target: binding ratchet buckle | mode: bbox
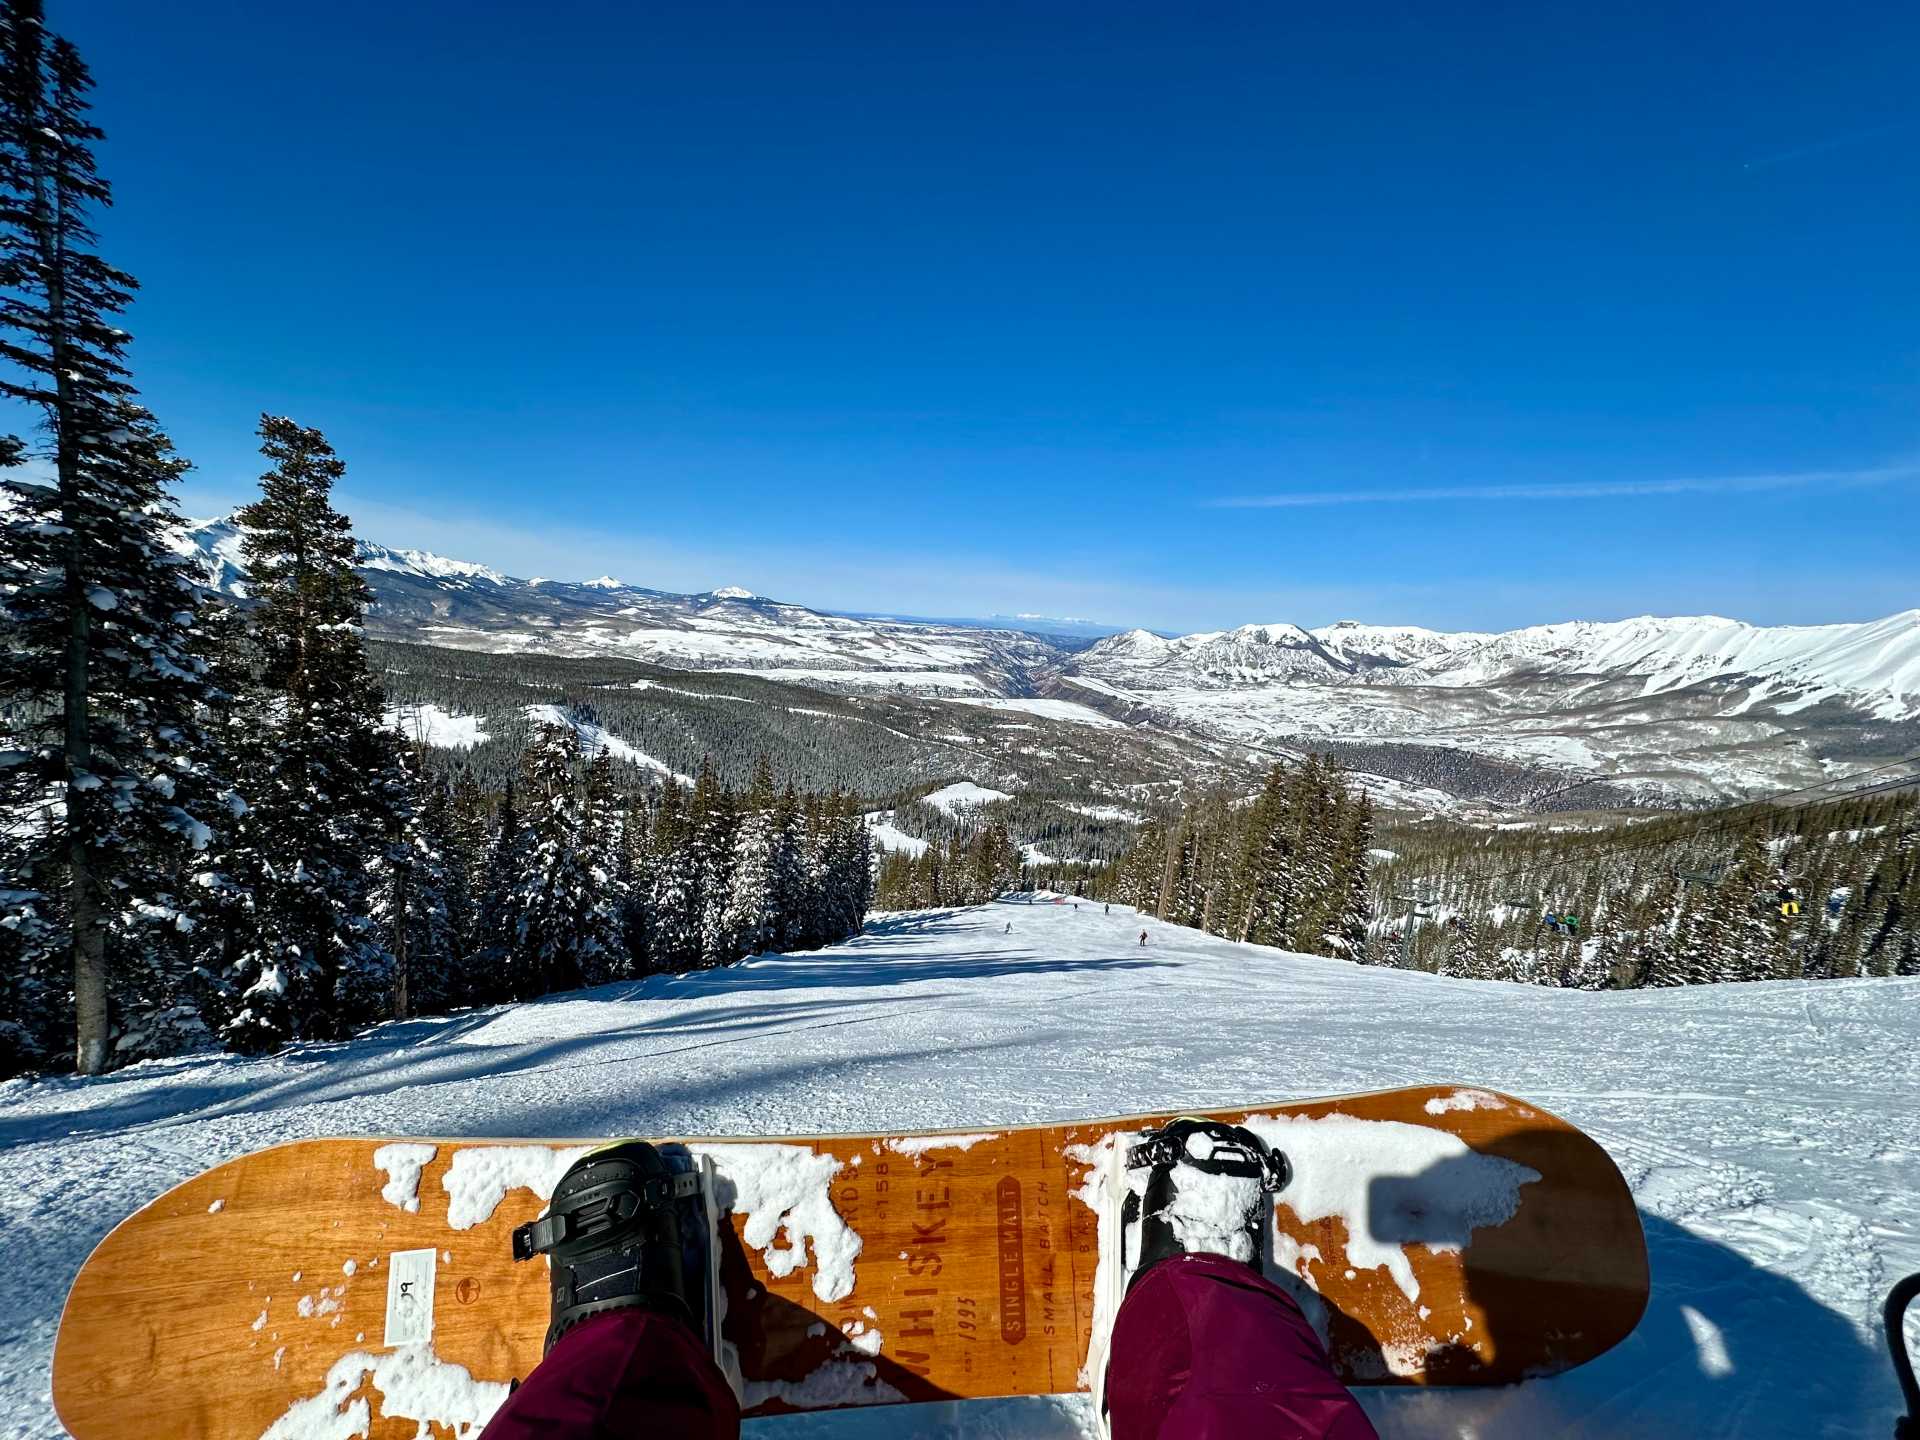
[511,1170,701,1261]
[1126,1119,1292,1194]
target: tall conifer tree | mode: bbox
[219,417,395,1049]
[0,3,226,1071]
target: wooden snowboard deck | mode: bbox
[53,1085,1647,1438]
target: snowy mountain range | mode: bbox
[1071,615,1920,720]
[169,514,1920,803]
[167,516,1059,694]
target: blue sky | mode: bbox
[57,1,1919,633]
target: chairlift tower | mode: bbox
[1394,892,1435,969]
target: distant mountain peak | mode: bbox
[707,585,755,600]
[357,541,506,585]
[582,575,625,589]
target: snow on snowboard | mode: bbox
[53,1084,1647,1438]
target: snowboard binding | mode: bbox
[1889,1271,1919,1439]
[1120,1118,1291,1292]
[511,1141,720,1358]
[1088,1118,1293,1438]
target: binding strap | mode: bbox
[1126,1119,1291,1193]
[511,1170,701,1261]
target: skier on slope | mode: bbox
[1139,929,1149,946]
[479,1125,1377,1439]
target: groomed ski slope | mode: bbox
[3,900,1916,1439]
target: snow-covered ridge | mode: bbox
[159,512,1919,798]
[1074,610,1920,719]
[356,542,507,586]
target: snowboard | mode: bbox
[52,1085,1647,1438]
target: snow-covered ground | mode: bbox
[4,901,1915,1438]
[941,698,1124,729]
[522,704,691,783]
[383,702,490,751]
[920,782,1013,814]
[862,812,930,857]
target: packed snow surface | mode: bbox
[383,703,488,751]
[4,901,1916,1439]
[860,813,929,858]
[944,697,1124,729]
[919,781,1013,814]
[522,704,691,783]
[715,669,987,692]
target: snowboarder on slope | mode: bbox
[1139,929,1149,946]
[478,1128,1377,1439]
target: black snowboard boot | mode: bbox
[510,1142,711,1354]
[1121,1118,1291,1294]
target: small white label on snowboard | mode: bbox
[384,1248,437,1347]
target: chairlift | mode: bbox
[1503,889,1579,936]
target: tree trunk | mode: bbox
[70,828,107,1073]
[391,858,410,1021]
[26,73,106,1072]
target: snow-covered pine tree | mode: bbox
[1112,818,1164,912]
[785,791,824,950]
[431,770,485,965]
[1667,884,1728,987]
[1235,767,1296,946]
[1562,930,1615,990]
[1285,755,1342,956]
[219,417,396,1050]
[766,783,806,950]
[509,721,618,996]
[692,759,739,967]
[646,780,700,972]
[717,799,777,961]
[1720,832,1788,983]
[618,794,656,965]
[0,4,232,1071]
[985,818,1022,901]
[919,842,945,908]
[1442,915,1479,977]
[0,866,59,1074]
[465,780,521,1001]
[1159,818,1201,926]
[1325,779,1374,962]
[376,750,462,1017]
[1892,821,1920,977]
[582,750,632,980]
[833,802,879,936]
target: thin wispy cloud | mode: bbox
[1208,462,1919,510]
[1743,119,1916,172]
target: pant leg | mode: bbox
[480,1308,740,1440]
[1108,1253,1378,1440]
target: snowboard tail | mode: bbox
[53,1085,1648,1437]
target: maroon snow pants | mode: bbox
[480,1254,1376,1439]
[479,1307,740,1440]
[1107,1254,1379,1440]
